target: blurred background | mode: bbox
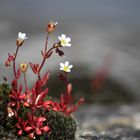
[0,0,140,104]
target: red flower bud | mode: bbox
[47,21,58,33]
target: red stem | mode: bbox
[64,72,68,85]
[39,47,54,72]
[23,72,28,90]
[44,32,49,52]
[13,46,20,78]
[37,33,51,80]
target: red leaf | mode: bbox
[41,72,49,86]
[77,98,84,106]
[16,123,21,129]
[41,50,46,57]
[37,88,48,102]
[30,63,39,74]
[19,94,26,99]
[46,51,53,58]
[18,130,22,135]
[19,84,22,93]
[38,116,46,122]
[67,83,72,95]
[35,80,42,94]
[41,126,50,132]
[43,100,54,107]
[29,133,34,139]
[24,126,33,132]
[24,102,30,107]
[36,128,42,135]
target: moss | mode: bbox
[46,110,77,140]
[0,83,10,108]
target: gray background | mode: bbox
[0,0,140,100]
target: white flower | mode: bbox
[18,32,27,40]
[7,107,14,117]
[58,34,71,47]
[8,112,14,117]
[60,61,73,72]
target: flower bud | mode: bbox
[47,21,58,33]
[16,32,27,47]
[5,60,11,67]
[19,63,28,72]
[53,43,60,48]
[16,38,24,47]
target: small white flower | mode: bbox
[60,61,73,72]
[8,111,14,117]
[18,32,27,40]
[58,34,71,47]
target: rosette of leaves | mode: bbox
[45,110,77,140]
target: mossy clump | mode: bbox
[46,110,77,140]
[0,83,10,109]
[0,83,10,120]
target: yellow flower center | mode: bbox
[20,63,28,72]
[63,66,69,71]
[61,39,66,45]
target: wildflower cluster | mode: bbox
[3,22,84,139]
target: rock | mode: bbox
[75,104,140,140]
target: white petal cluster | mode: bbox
[60,61,73,72]
[58,34,71,47]
[18,32,27,40]
[8,111,14,117]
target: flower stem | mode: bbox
[64,72,68,85]
[39,47,54,71]
[13,46,20,78]
[37,33,51,80]
[45,32,49,52]
[23,72,28,90]
[37,33,56,80]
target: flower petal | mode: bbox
[58,36,61,40]
[66,69,71,72]
[18,32,23,39]
[61,34,66,39]
[18,32,27,40]
[65,37,71,42]
[65,61,69,67]
[68,65,73,69]
[66,43,71,47]
[60,63,64,68]
[61,43,66,47]
[60,67,64,70]
[22,33,26,38]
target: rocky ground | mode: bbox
[75,104,140,140]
